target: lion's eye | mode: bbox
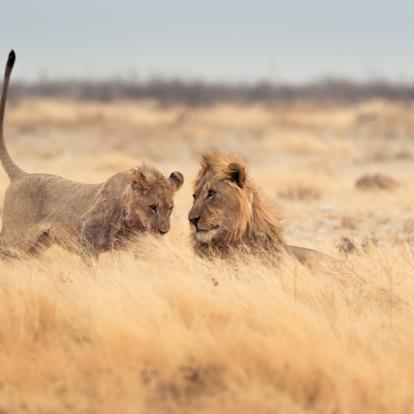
[149,204,157,213]
[192,193,196,199]
[207,189,216,199]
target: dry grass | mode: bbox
[1,98,414,413]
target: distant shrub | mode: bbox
[355,173,399,191]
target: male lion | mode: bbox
[188,150,331,266]
[0,51,184,259]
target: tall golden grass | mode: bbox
[1,99,414,413]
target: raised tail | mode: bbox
[0,50,25,181]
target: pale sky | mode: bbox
[1,0,413,83]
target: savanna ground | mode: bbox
[1,98,414,413]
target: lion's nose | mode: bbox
[189,216,200,228]
[158,229,168,235]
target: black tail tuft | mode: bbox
[7,50,15,69]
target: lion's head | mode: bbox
[81,165,184,253]
[188,151,284,256]
[123,166,184,234]
[122,166,184,235]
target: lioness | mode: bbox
[188,150,332,266]
[0,51,183,259]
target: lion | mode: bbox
[0,50,184,260]
[188,150,333,266]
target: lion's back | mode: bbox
[2,173,101,230]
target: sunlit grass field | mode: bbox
[1,98,414,413]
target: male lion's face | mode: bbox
[188,162,251,244]
[125,169,184,235]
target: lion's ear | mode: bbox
[226,162,246,188]
[130,168,148,192]
[169,171,184,190]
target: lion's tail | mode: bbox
[0,50,25,181]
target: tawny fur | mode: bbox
[0,51,184,259]
[189,150,331,266]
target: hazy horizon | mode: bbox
[2,0,414,83]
